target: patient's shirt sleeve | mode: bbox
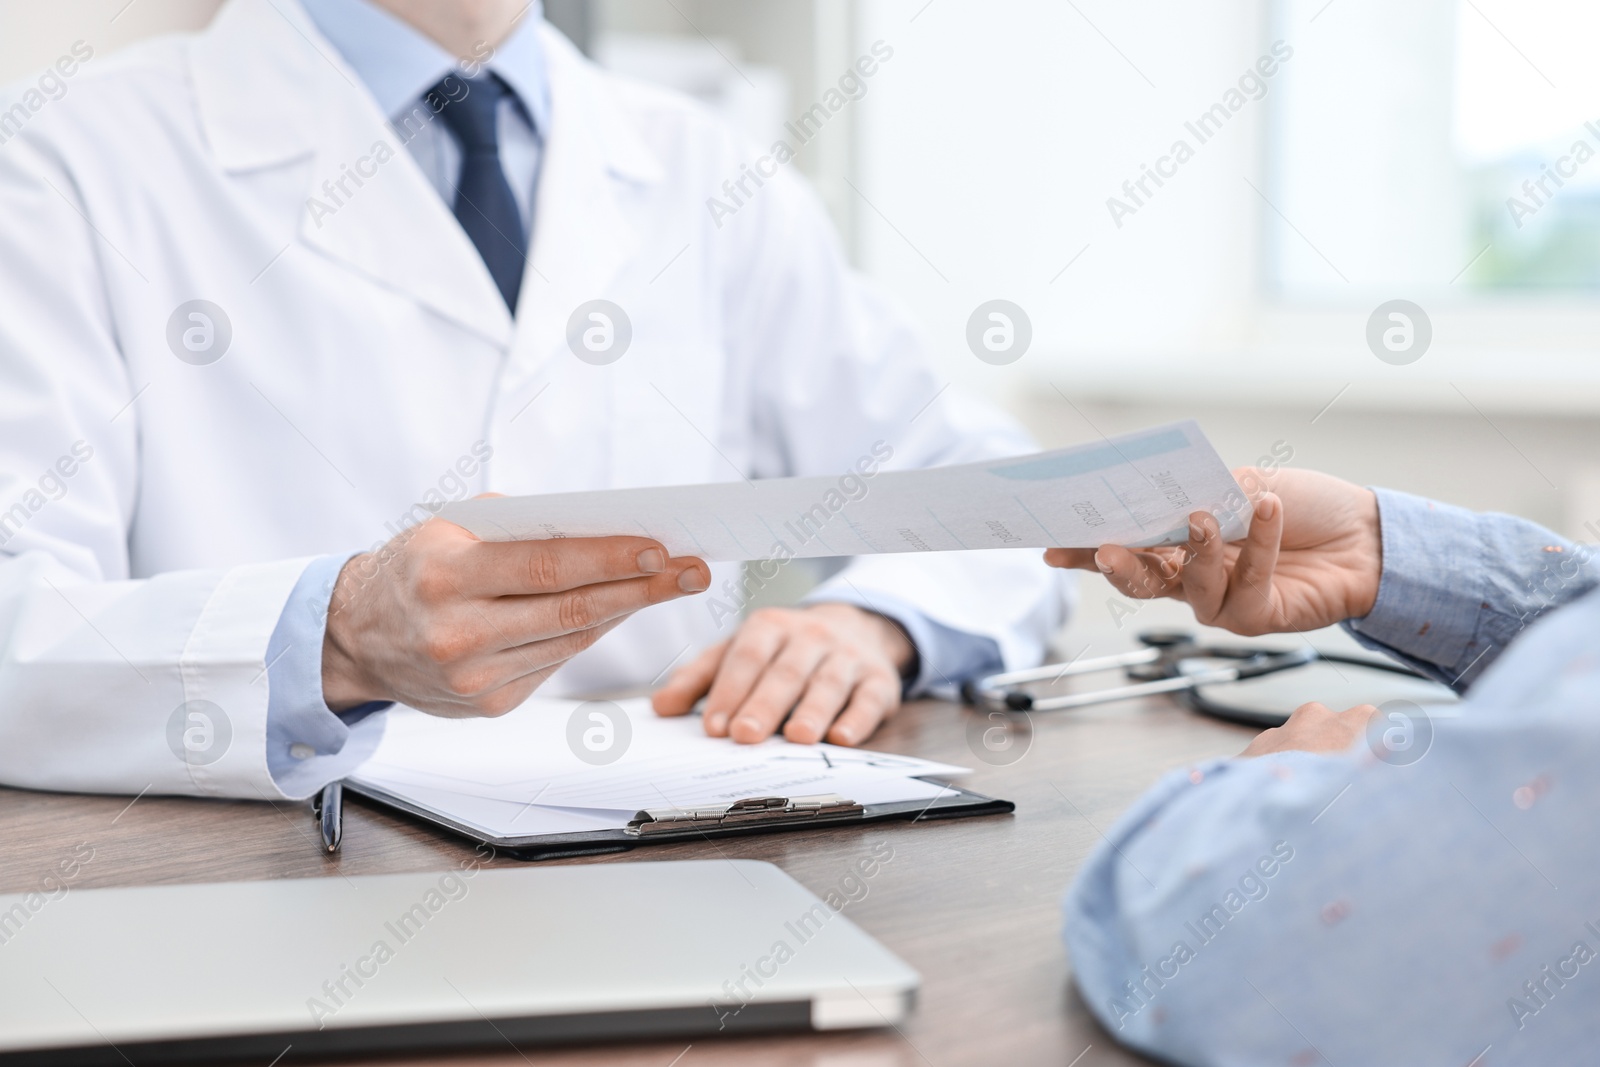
[1341,488,1597,690]
[1064,586,1600,1065]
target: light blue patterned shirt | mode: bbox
[1064,488,1600,1064]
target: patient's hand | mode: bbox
[651,603,914,746]
[1240,700,1380,757]
[1043,467,1382,636]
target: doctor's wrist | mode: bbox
[804,602,916,676]
[321,552,387,711]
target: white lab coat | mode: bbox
[0,0,1070,800]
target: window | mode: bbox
[1267,0,1600,297]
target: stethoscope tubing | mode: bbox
[961,630,1425,727]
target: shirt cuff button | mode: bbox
[288,742,316,761]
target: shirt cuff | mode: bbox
[1343,487,1595,691]
[1342,488,1488,685]
[264,552,390,796]
[801,586,1004,698]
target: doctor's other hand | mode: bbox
[1239,701,1380,758]
[320,520,710,717]
[1043,467,1382,637]
[651,604,915,746]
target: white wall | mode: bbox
[853,0,1600,414]
[0,0,220,81]
[1269,0,1468,298]
[856,0,1268,406]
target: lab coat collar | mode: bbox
[537,26,664,188]
[191,0,511,345]
[189,0,325,171]
[298,0,552,140]
[518,21,665,348]
[189,0,664,350]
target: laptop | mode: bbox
[0,860,918,1065]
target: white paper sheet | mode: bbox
[441,420,1249,560]
[349,699,970,839]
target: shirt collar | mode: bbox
[300,0,551,135]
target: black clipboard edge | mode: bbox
[345,776,1014,861]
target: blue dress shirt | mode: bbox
[302,0,550,230]
[1064,488,1600,1064]
[260,0,1002,790]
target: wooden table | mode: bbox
[0,591,1261,1067]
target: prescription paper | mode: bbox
[441,420,1248,560]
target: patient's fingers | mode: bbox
[1241,700,1378,757]
[1179,511,1228,622]
[1223,493,1284,633]
[1095,544,1185,601]
[1052,545,1183,601]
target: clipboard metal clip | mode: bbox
[626,793,864,837]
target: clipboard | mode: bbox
[345,780,1015,861]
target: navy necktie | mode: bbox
[426,73,527,313]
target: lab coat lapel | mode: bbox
[512,29,664,373]
[191,0,513,349]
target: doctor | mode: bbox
[0,0,1069,800]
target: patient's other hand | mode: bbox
[1044,467,1382,637]
[1239,701,1380,757]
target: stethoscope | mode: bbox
[961,629,1432,728]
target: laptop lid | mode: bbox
[0,860,917,1065]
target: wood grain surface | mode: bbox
[0,595,1261,1067]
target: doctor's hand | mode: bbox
[1043,467,1383,637]
[651,604,915,746]
[1239,700,1380,757]
[320,520,710,717]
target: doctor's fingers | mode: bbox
[782,654,875,744]
[698,611,792,734]
[724,631,835,743]
[424,616,635,717]
[480,566,711,651]
[454,533,701,598]
[651,639,731,717]
[825,672,901,746]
